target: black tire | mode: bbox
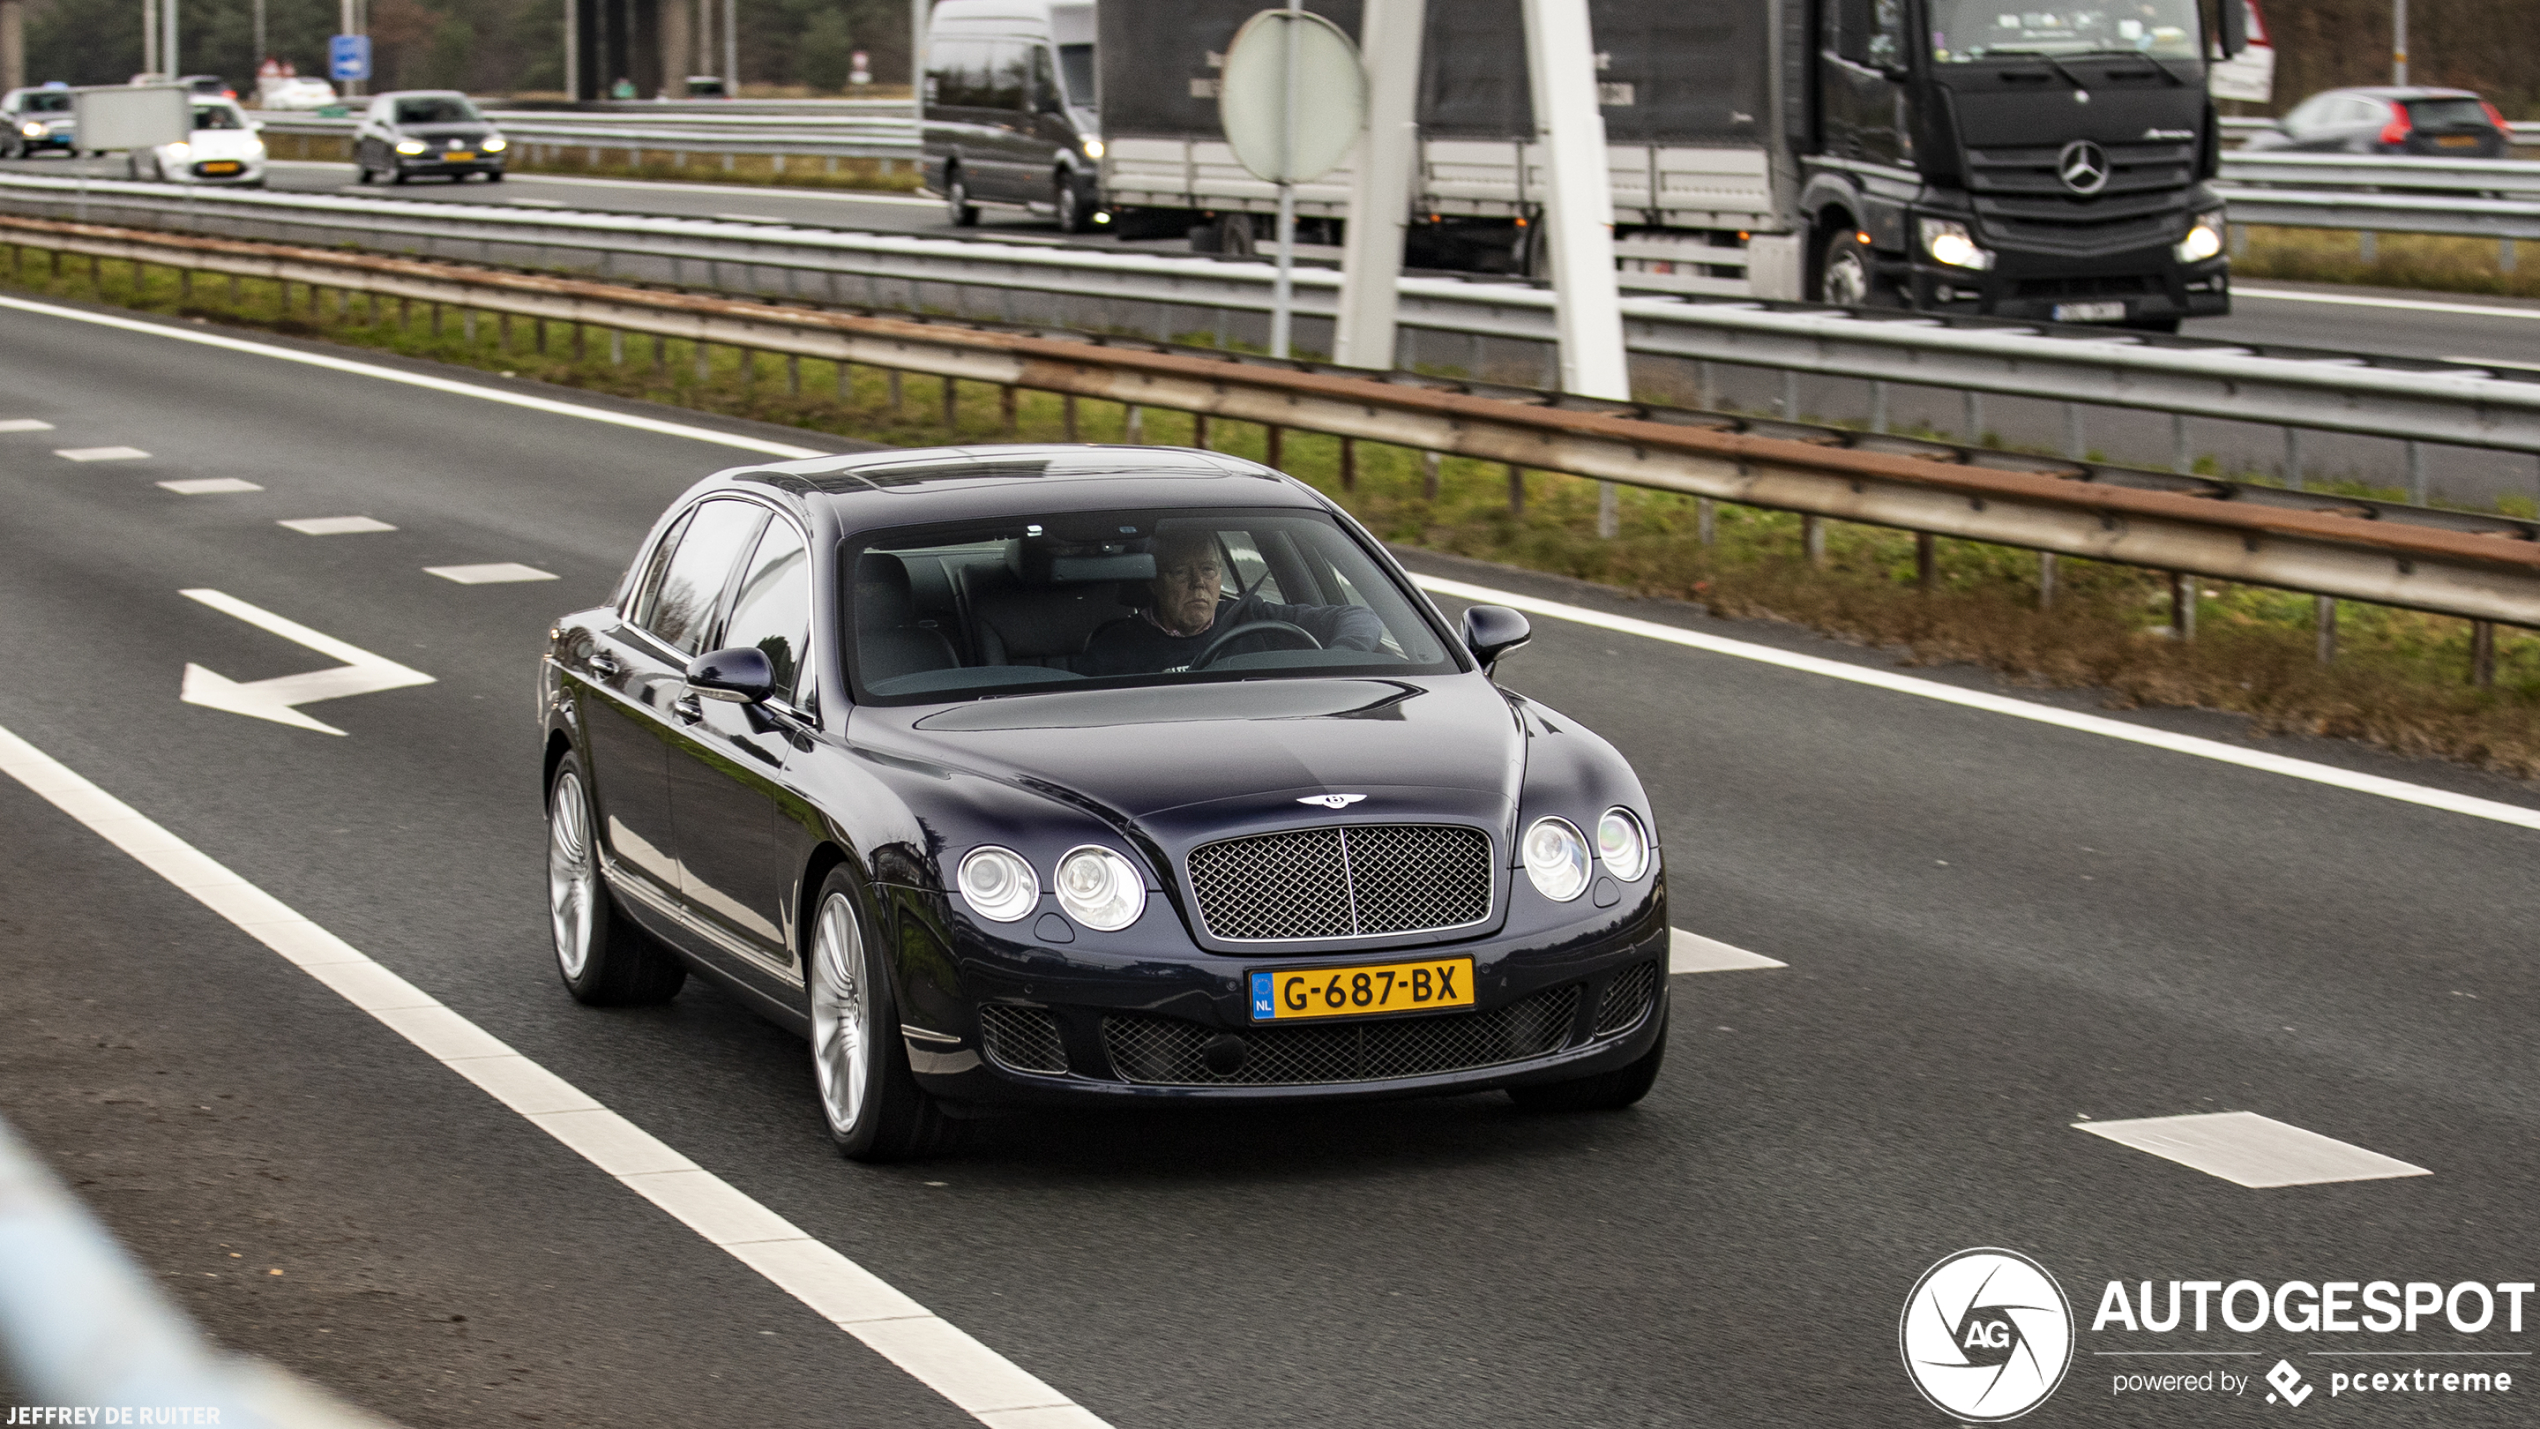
[546,755,687,1006]
[484,168,504,182]
[387,165,407,185]
[1507,1010,1667,1111]
[1811,222,1879,308]
[807,866,960,1162]
[1053,173,1093,233]
[945,167,979,227]
[353,161,373,184]
[2124,316,2183,334]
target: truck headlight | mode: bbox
[395,139,427,155]
[1918,217,1993,271]
[1081,137,1104,159]
[2174,209,2226,263]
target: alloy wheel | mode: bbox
[547,770,596,979]
[1823,248,1871,308]
[810,892,870,1133]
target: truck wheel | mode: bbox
[1813,225,1878,308]
[945,167,979,227]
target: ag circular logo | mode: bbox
[1900,1248,2075,1421]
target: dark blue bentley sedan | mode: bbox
[539,445,1669,1160]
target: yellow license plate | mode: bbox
[1249,957,1475,1022]
[200,161,241,174]
[2436,135,2478,148]
[446,151,476,161]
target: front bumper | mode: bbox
[397,156,504,177]
[173,158,266,184]
[891,883,1672,1106]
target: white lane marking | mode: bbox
[0,295,828,460]
[177,589,435,736]
[1414,575,2540,833]
[159,478,264,494]
[426,562,558,584]
[55,446,151,462]
[713,212,791,224]
[2444,355,2540,373]
[2233,285,2540,322]
[2074,1111,2430,1188]
[505,198,568,208]
[0,719,1111,1429]
[278,516,398,535]
[0,417,55,432]
[1669,929,1786,974]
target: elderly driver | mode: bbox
[1080,526,1386,675]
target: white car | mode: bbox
[256,77,339,111]
[129,99,267,186]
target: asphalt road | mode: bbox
[9,151,2540,370]
[2,291,2536,1428]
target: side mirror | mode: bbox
[2218,0,2247,57]
[1461,605,1532,672]
[687,646,775,704]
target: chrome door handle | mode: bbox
[588,651,623,678]
[671,694,703,723]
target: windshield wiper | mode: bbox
[1989,48,2097,93]
[2063,46,2190,84]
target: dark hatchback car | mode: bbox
[1,87,77,158]
[351,89,507,183]
[2242,87,2515,157]
[539,446,1670,1160]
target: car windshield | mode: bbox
[22,92,69,113]
[193,105,245,130]
[849,507,1463,704]
[393,96,479,125]
[2406,97,2492,128]
[1929,0,2200,61]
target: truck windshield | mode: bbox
[1929,0,2201,61]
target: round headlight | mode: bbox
[1522,817,1592,902]
[956,845,1038,923]
[395,139,427,155]
[1596,808,1650,882]
[1054,845,1145,931]
[483,134,508,152]
[2178,223,2223,262]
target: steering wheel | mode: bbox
[1188,620,1323,669]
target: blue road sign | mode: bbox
[328,34,371,83]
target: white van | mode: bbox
[920,0,1105,231]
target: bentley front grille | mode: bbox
[1185,824,1493,941]
[1102,986,1580,1087]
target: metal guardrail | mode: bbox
[3,171,2534,481]
[0,1111,399,1427]
[2221,115,2540,143]
[6,212,2538,629]
[250,111,919,162]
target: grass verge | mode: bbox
[11,245,2539,778]
[2232,225,2540,301]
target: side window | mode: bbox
[722,518,812,701]
[928,38,978,106]
[987,41,1031,111]
[1867,0,1906,69]
[641,499,770,657]
[625,509,694,625]
[1215,531,1284,603]
[1030,46,1059,112]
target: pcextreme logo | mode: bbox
[1901,1248,2077,1422]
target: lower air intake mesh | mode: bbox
[1592,961,1660,1036]
[1103,986,1580,1087]
[978,1004,1067,1074]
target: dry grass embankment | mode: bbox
[11,248,2540,777]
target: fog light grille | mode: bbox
[978,1005,1067,1074]
[1103,986,1579,1086]
[1592,961,1660,1036]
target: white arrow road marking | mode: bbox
[0,417,56,432]
[178,589,434,737]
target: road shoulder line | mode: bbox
[0,719,1108,1429]
[1415,574,2540,833]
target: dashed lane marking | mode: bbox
[158,478,264,495]
[0,417,55,432]
[0,294,829,460]
[55,446,151,462]
[1413,575,2540,834]
[425,562,557,584]
[2074,1111,2430,1189]
[0,719,1111,1429]
[1669,930,1786,975]
[279,516,398,535]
